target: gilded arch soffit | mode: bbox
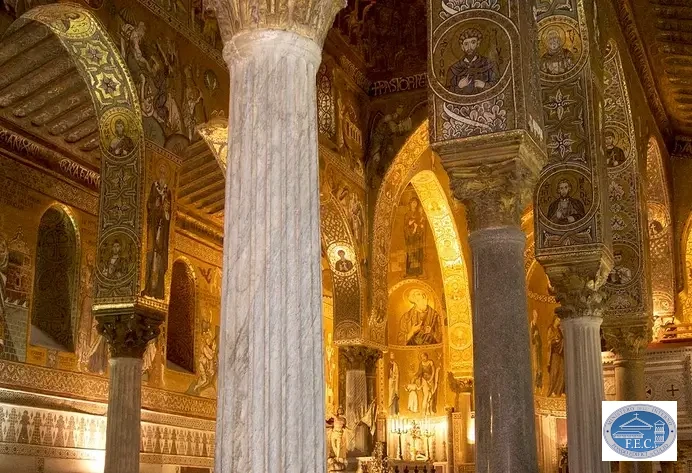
[645,138,675,318]
[409,170,473,377]
[320,194,365,344]
[7,5,148,307]
[603,39,650,323]
[370,121,430,344]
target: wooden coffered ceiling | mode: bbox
[615,0,692,139]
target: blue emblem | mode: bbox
[603,404,677,459]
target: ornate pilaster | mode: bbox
[94,306,164,473]
[210,2,344,472]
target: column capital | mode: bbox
[602,325,650,360]
[341,345,382,371]
[95,303,164,358]
[546,264,610,320]
[435,131,546,231]
[212,0,344,49]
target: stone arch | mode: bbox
[1,5,147,306]
[408,170,473,377]
[370,121,473,375]
[320,194,364,343]
[167,258,196,372]
[370,121,430,344]
[30,204,80,351]
[646,137,675,319]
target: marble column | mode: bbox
[341,347,381,459]
[96,309,163,473]
[603,325,651,473]
[544,268,610,473]
[210,2,343,471]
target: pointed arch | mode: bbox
[370,121,473,376]
[1,5,149,310]
[409,170,473,377]
[646,138,675,318]
[320,194,364,343]
[167,258,196,372]
[30,204,80,351]
[370,122,430,344]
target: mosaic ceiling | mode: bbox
[616,0,692,138]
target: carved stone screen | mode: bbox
[167,260,196,373]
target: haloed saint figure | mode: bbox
[143,164,172,299]
[446,28,498,95]
[404,197,426,277]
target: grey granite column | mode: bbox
[96,309,163,473]
[603,325,651,473]
[468,226,538,473]
[212,1,343,468]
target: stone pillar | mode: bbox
[543,267,610,473]
[439,146,545,473]
[603,325,651,473]
[96,309,163,473]
[467,223,537,473]
[341,346,382,459]
[210,2,343,471]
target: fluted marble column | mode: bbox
[544,269,610,473]
[212,2,343,471]
[560,317,609,473]
[603,325,651,473]
[96,309,163,473]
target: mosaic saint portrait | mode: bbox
[537,171,594,229]
[142,162,172,299]
[99,235,132,282]
[326,244,357,278]
[434,21,510,98]
[538,20,583,79]
[547,178,585,225]
[100,108,140,158]
[404,197,426,277]
[446,28,498,95]
[604,128,629,168]
[607,245,639,287]
[396,287,442,346]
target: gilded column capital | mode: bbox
[547,265,608,320]
[95,304,164,358]
[211,0,345,48]
[341,346,383,371]
[602,325,650,360]
[435,131,546,231]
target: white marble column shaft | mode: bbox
[215,30,325,473]
[104,357,143,473]
[560,317,609,473]
[468,226,538,473]
[615,357,652,473]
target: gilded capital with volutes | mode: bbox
[211,0,345,47]
[95,305,164,358]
